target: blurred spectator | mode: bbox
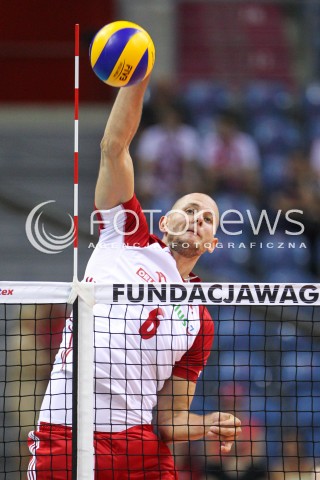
[135,101,203,217]
[172,441,203,480]
[139,78,182,130]
[310,137,320,180]
[269,430,317,480]
[270,148,320,275]
[200,382,267,480]
[201,110,262,199]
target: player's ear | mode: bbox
[159,216,168,233]
[207,237,218,253]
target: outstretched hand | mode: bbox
[206,412,242,453]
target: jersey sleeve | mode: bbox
[96,195,150,247]
[172,306,214,382]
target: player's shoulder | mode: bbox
[96,194,171,251]
[198,304,214,337]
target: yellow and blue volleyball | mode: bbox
[89,20,155,87]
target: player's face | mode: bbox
[160,194,219,258]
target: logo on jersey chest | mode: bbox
[136,267,167,283]
[173,304,196,335]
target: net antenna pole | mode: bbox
[72,23,80,480]
[73,23,79,282]
[72,24,95,480]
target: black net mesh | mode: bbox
[1,292,319,479]
[0,303,69,479]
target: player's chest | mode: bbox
[90,244,181,284]
[93,303,200,354]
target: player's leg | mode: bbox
[27,422,72,479]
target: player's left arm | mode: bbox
[157,375,241,452]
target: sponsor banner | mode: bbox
[103,283,320,306]
[0,282,72,304]
[1,282,319,306]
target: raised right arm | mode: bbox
[95,76,150,210]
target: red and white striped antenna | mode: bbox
[73,23,79,280]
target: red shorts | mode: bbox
[28,422,177,479]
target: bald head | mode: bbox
[159,192,219,260]
[171,193,220,232]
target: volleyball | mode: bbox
[89,20,155,87]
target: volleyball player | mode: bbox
[28,75,241,479]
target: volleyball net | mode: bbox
[0,281,319,479]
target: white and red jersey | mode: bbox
[39,195,214,432]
